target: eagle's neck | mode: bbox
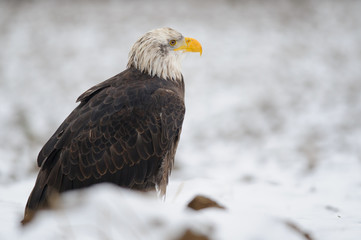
[127,41,184,81]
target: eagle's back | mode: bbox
[22,67,185,223]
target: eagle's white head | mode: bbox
[127,27,202,81]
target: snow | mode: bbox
[1,0,361,239]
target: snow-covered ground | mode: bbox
[1,0,361,239]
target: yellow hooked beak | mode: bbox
[174,37,202,56]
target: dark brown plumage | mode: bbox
[23,66,184,224]
[22,27,202,224]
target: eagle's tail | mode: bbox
[21,158,62,225]
[22,172,51,225]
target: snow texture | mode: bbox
[1,0,361,239]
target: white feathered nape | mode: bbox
[127,27,186,81]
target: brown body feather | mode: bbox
[22,67,185,224]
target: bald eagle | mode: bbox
[22,27,202,224]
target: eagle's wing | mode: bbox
[23,71,185,222]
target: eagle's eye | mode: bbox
[169,40,177,46]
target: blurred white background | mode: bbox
[1,0,360,239]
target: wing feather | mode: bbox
[24,68,185,222]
